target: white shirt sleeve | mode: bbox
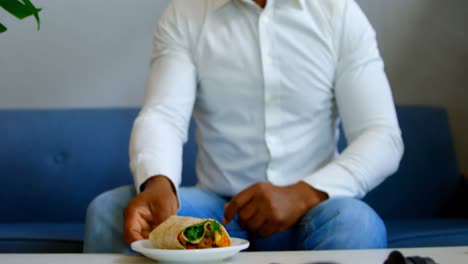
[129,1,196,197]
[303,0,404,198]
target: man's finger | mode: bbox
[224,188,255,224]
[124,209,145,245]
[127,229,145,244]
[238,202,258,224]
[257,220,276,238]
[136,207,154,222]
[245,211,267,233]
[141,229,152,239]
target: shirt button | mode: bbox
[263,16,270,24]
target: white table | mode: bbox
[2,247,468,264]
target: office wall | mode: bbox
[1,0,467,172]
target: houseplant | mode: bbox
[0,0,41,33]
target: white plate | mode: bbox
[131,237,250,263]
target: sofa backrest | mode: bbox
[1,109,132,222]
[359,106,461,218]
[0,108,199,223]
[0,105,460,222]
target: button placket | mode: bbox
[258,6,283,182]
[259,10,273,145]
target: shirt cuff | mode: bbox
[130,153,182,207]
[302,162,365,199]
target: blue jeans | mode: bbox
[83,185,387,253]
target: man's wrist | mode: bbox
[140,175,176,195]
[292,181,329,211]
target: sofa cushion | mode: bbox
[386,219,468,248]
[0,223,84,253]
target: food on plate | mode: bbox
[149,216,232,249]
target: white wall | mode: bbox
[0,0,169,108]
[357,0,468,173]
[1,0,467,172]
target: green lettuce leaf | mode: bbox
[183,222,207,243]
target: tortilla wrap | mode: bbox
[149,216,231,249]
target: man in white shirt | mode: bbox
[84,0,403,252]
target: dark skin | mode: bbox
[123,0,329,245]
[123,176,178,245]
[254,0,267,8]
[223,182,328,237]
[124,177,328,244]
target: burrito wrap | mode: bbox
[149,216,229,249]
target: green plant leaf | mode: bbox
[0,22,7,33]
[0,0,41,31]
[0,0,34,19]
[21,0,41,30]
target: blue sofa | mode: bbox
[1,105,466,253]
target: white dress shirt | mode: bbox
[129,0,404,199]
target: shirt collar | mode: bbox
[213,0,304,11]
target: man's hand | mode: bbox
[223,182,328,238]
[123,176,178,245]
